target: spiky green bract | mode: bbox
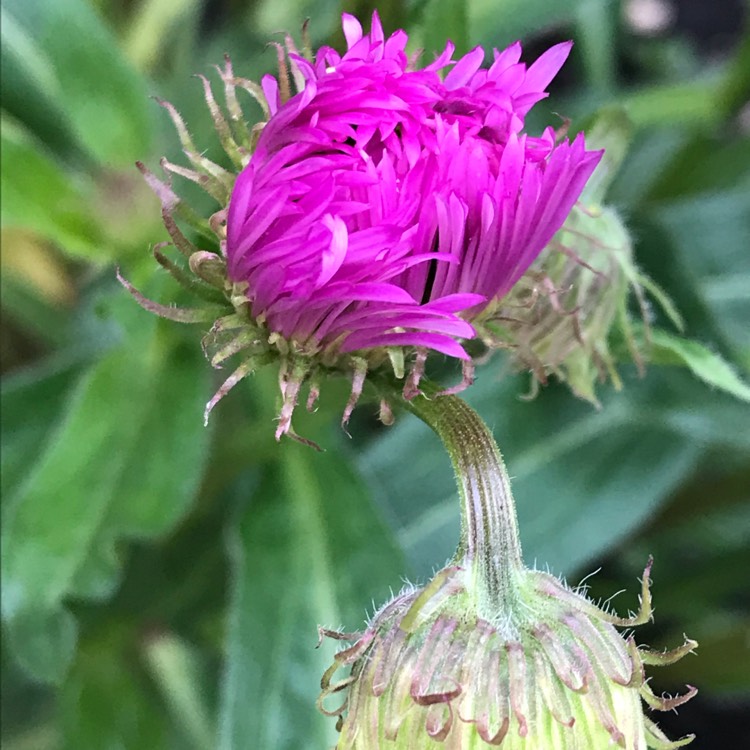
[319,560,697,749]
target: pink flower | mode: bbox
[226,12,602,365]
[124,11,605,440]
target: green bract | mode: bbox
[480,203,639,405]
[320,560,696,749]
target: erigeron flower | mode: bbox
[120,12,601,440]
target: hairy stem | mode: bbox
[397,380,524,610]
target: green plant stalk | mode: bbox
[397,380,524,611]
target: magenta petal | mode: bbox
[490,41,522,76]
[519,41,573,97]
[423,293,486,313]
[288,53,316,84]
[342,13,363,48]
[335,308,476,339]
[355,317,474,339]
[341,331,472,359]
[261,74,280,115]
[444,46,485,89]
[312,282,417,305]
[226,166,255,254]
[369,10,385,47]
[426,41,456,72]
[317,215,349,287]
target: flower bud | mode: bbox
[319,559,696,749]
[482,204,637,405]
[188,251,228,289]
[475,108,677,405]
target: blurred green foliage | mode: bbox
[1,0,749,747]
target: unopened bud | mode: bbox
[320,560,696,749]
[188,251,228,289]
[490,204,636,404]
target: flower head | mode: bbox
[319,560,697,749]
[227,12,602,366]
[122,12,602,438]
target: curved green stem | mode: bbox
[396,380,524,609]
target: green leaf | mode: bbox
[645,136,750,202]
[716,25,750,118]
[417,0,469,57]
[0,6,81,159]
[2,725,59,750]
[1,0,153,166]
[469,0,579,49]
[644,328,750,402]
[143,633,214,750]
[0,121,103,259]
[0,274,73,350]
[1,312,211,683]
[574,0,617,94]
[621,79,725,129]
[59,630,170,750]
[4,609,77,685]
[123,0,202,72]
[650,186,750,361]
[219,429,405,750]
[0,357,81,501]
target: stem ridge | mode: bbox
[401,382,523,611]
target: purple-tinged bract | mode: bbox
[226,12,602,366]
[319,561,698,749]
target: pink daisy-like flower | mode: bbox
[226,12,602,370]
[124,12,604,440]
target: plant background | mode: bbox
[2,0,749,747]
